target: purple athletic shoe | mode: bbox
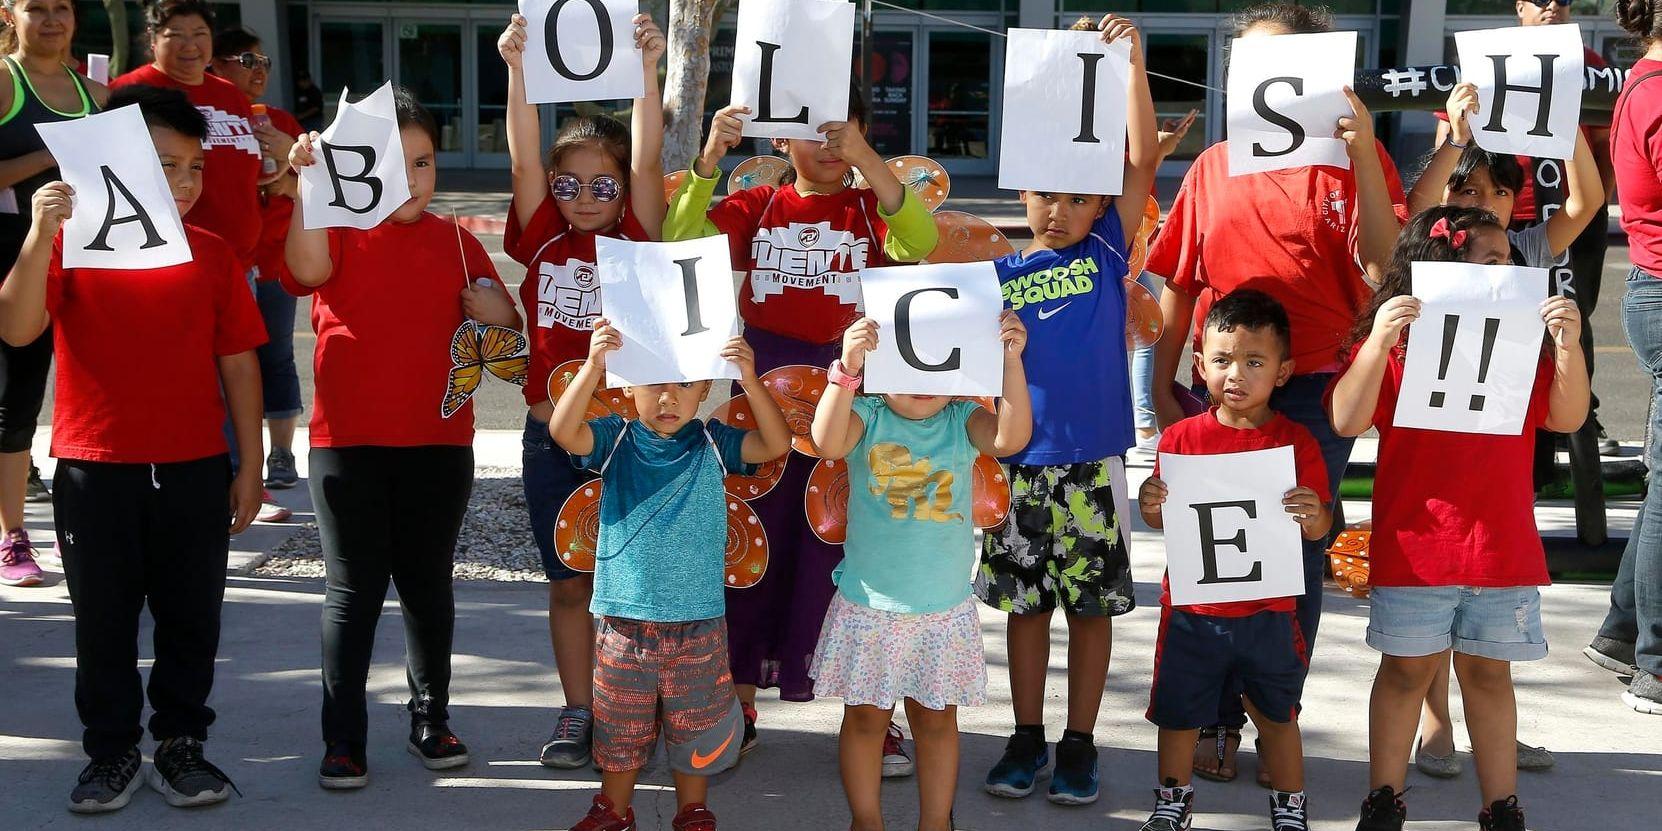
[0,529,44,587]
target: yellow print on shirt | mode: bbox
[869,443,962,523]
[1000,256,1098,311]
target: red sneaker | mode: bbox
[672,802,717,831]
[882,721,914,778]
[570,795,635,831]
[739,702,758,754]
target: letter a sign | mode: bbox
[36,104,191,269]
[299,83,412,230]
[520,0,643,104]
[730,0,854,141]
[998,28,1130,195]
[1225,30,1356,176]
[1455,24,1583,160]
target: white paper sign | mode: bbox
[730,0,854,141]
[860,261,1003,397]
[85,54,110,84]
[1394,261,1548,435]
[1160,446,1306,607]
[1226,30,1356,176]
[519,0,644,104]
[1456,24,1584,160]
[298,84,412,230]
[998,28,1130,195]
[36,105,191,269]
[595,235,742,387]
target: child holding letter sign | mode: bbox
[665,81,937,765]
[1137,290,1330,831]
[974,13,1157,806]
[547,319,790,831]
[808,310,1030,831]
[1329,206,1588,831]
[498,9,666,770]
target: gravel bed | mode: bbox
[254,467,550,582]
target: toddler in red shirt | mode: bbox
[1328,206,1589,831]
[284,87,521,790]
[1137,290,1331,831]
[0,84,265,813]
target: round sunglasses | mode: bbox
[551,174,621,203]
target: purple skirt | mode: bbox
[726,326,842,701]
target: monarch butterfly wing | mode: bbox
[476,324,530,385]
[441,364,484,419]
[449,321,482,366]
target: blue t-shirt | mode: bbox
[576,415,756,622]
[834,397,979,613]
[995,211,1134,464]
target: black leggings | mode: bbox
[311,445,473,746]
[0,328,51,453]
[55,455,231,759]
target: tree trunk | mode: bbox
[661,0,726,173]
[104,0,129,76]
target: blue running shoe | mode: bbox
[1048,734,1100,805]
[984,731,1050,798]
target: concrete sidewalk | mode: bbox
[2,432,1658,830]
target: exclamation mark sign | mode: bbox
[1429,314,1459,408]
[1469,317,1500,412]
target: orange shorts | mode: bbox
[592,616,742,775]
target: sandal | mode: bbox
[1255,738,1272,788]
[1192,726,1241,782]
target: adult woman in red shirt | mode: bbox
[1592,0,1662,716]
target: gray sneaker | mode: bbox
[1584,636,1639,675]
[148,737,238,807]
[68,747,143,814]
[539,705,593,769]
[264,447,298,490]
[1623,671,1662,715]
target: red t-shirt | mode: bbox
[504,195,648,407]
[282,213,498,448]
[710,184,893,344]
[1145,141,1408,376]
[1153,410,1329,617]
[253,107,304,284]
[1336,344,1555,588]
[111,65,262,271]
[1614,58,1662,276]
[47,226,266,463]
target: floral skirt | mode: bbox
[808,593,988,711]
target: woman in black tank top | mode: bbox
[0,0,106,589]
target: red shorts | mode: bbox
[593,616,742,775]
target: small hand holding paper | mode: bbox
[721,335,758,383]
[1446,82,1479,147]
[1096,13,1142,64]
[841,317,880,374]
[1334,86,1375,160]
[30,182,74,238]
[1367,294,1422,352]
[289,131,321,170]
[698,105,751,175]
[1138,475,1168,522]
[998,309,1028,357]
[1282,485,1325,535]
[819,120,877,167]
[1540,294,1582,351]
[634,13,665,66]
[588,317,621,372]
[499,14,528,67]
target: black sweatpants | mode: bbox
[55,455,231,760]
[312,445,473,746]
[0,327,51,454]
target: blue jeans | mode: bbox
[255,279,302,419]
[1131,272,1159,431]
[521,413,597,580]
[1599,269,1662,678]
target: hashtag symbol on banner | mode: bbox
[1380,68,1428,98]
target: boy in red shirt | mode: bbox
[1137,290,1331,831]
[0,84,265,814]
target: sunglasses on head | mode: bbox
[1525,0,1571,8]
[224,52,272,70]
[551,174,621,203]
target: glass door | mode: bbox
[1143,28,1215,172]
[862,28,917,159]
[315,18,388,121]
[475,21,512,168]
[923,29,996,174]
[395,20,467,165]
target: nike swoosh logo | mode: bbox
[1037,302,1071,320]
[690,725,737,769]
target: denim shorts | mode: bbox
[1366,585,1548,662]
[522,413,597,580]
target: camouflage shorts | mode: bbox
[974,459,1135,617]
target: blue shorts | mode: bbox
[1366,585,1547,662]
[1147,607,1307,730]
[522,413,597,581]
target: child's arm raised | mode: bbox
[821,120,938,262]
[724,335,792,463]
[1328,295,1421,437]
[629,14,667,239]
[811,317,875,460]
[1541,295,1591,433]
[1407,83,1478,217]
[284,132,335,287]
[662,104,749,241]
[1337,87,1400,289]
[499,14,547,233]
[219,350,264,534]
[968,311,1033,457]
[548,319,619,456]
[0,181,69,346]
[1541,128,1604,258]
[1100,14,1159,240]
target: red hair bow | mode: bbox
[1428,217,1468,248]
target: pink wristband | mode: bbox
[827,359,862,390]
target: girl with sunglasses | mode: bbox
[496,11,666,773]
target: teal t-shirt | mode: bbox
[835,397,980,613]
[576,415,755,622]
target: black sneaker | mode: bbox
[25,464,49,503]
[1138,783,1194,830]
[1048,732,1099,805]
[148,737,239,807]
[1272,791,1310,831]
[1584,636,1639,675]
[984,729,1050,799]
[1479,795,1527,830]
[1624,671,1662,715]
[264,447,298,489]
[318,741,368,790]
[408,720,469,770]
[67,747,142,814]
[1355,785,1407,831]
[740,702,758,755]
